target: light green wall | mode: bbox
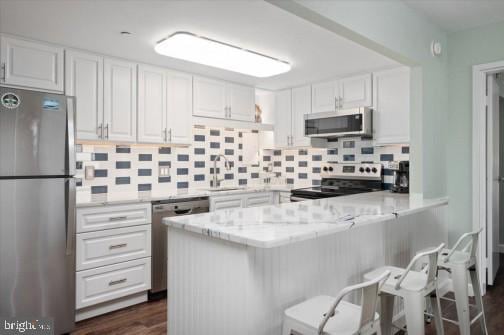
[447,21,504,244]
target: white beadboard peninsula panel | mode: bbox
[167,205,447,335]
[76,225,151,271]
[76,203,151,233]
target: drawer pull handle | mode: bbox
[109,216,127,222]
[109,278,127,286]
[109,243,127,249]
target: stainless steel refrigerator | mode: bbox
[0,87,76,334]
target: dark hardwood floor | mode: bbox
[73,256,504,335]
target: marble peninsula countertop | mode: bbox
[163,191,448,248]
[76,185,294,208]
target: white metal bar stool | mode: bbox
[434,229,488,335]
[364,243,445,335]
[282,271,391,335]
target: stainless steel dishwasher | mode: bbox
[150,196,209,299]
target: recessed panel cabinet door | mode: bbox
[372,67,410,145]
[274,89,292,148]
[291,85,311,147]
[339,73,372,109]
[65,50,104,141]
[167,71,192,144]
[311,81,337,113]
[0,35,64,92]
[104,58,137,142]
[193,76,226,119]
[227,83,255,122]
[137,65,166,144]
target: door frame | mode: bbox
[472,60,504,294]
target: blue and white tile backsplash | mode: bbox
[76,127,409,196]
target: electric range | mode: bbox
[290,163,383,202]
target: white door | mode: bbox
[65,50,104,141]
[339,73,372,108]
[0,35,64,92]
[137,65,166,144]
[291,86,311,147]
[227,83,255,122]
[103,58,137,142]
[193,76,227,119]
[167,70,192,144]
[486,74,500,285]
[274,89,292,148]
[372,67,410,145]
[311,80,337,113]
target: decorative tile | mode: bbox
[116,177,130,185]
[194,161,205,168]
[380,154,394,161]
[177,154,189,161]
[210,142,220,149]
[159,147,171,154]
[312,155,322,161]
[343,155,355,161]
[194,148,205,155]
[194,135,205,142]
[210,129,220,136]
[402,146,410,154]
[225,149,234,155]
[177,168,189,175]
[91,186,107,194]
[343,141,355,148]
[159,161,171,167]
[158,177,171,183]
[95,169,108,177]
[138,169,152,176]
[116,161,131,169]
[177,182,189,189]
[139,154,152,161]
[225,137,234,143]
[92,153,108,161]
[361,147,374,154]
[298,161,308,167]
[116,145,131,153]
[194,174,205,181]
[138,184,152,191]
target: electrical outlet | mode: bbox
[158,166,170,177]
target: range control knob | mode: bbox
[365,167,371,173]
[371,167,378,173]
[328,166,334,172]
[359,167,365,173]
[323,166,328,172]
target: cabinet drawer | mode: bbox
[244,193,274,208]
[76,225,151,271]
[76,258,151,309]
[77,203,151,233]
[210,195,243,211]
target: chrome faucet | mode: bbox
[212,154,231,188]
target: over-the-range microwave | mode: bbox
[304,107,373,138]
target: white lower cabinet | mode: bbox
[277,191,291,204]
[75,203,152,320]
[76,225,151,271]
[76,258,151,309]
[210,191,275,211]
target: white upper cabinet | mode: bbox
[166,70,192,144]
[339,73,372,109]
[66,50,104,141]
[137,65,166,143]
[193,76,227,119]
[291,85,311,147]
[311,81,338,114]
[311,73,372,113]
[0,35,64,92]
[274,89,292,148]
[227,83,255,122]
[138,66,192,145]
[372,67,410,145]
[104,58,137,142]
[193,76,255,122]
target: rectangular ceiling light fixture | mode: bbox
[154,32,291,78]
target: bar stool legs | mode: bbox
[430,290,444,335]
[380,293,394,335]
[468,265,488,335]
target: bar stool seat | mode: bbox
[365,266,431,294]
[282,271,390,335]
[284,296,379,335]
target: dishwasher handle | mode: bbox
[174,208,193,215]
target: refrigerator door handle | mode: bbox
[67,97,76,176]
[66,178,76,256]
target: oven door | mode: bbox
[304,108,372,138]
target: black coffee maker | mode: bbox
[390,161,409,193]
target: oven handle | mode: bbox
[290,196,311,202]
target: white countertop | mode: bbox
[76,185,294,208]
[163,191,448,248]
